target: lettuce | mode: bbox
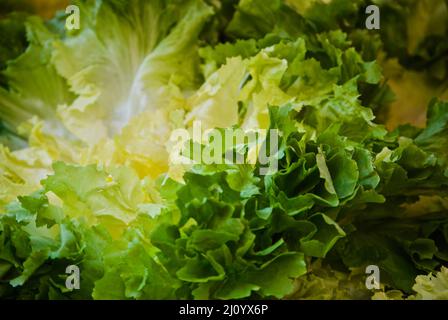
[51,0,213,142]
[373,266,448,300]
[0,0,447,300]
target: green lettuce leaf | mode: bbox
[52,0,213,143]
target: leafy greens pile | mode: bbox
[0,0,448,300]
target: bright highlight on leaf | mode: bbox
[0,0,448,300]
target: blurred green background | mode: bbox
[0,0,69,18]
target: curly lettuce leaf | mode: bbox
[52,0,213,143]
[0,16,74,137]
